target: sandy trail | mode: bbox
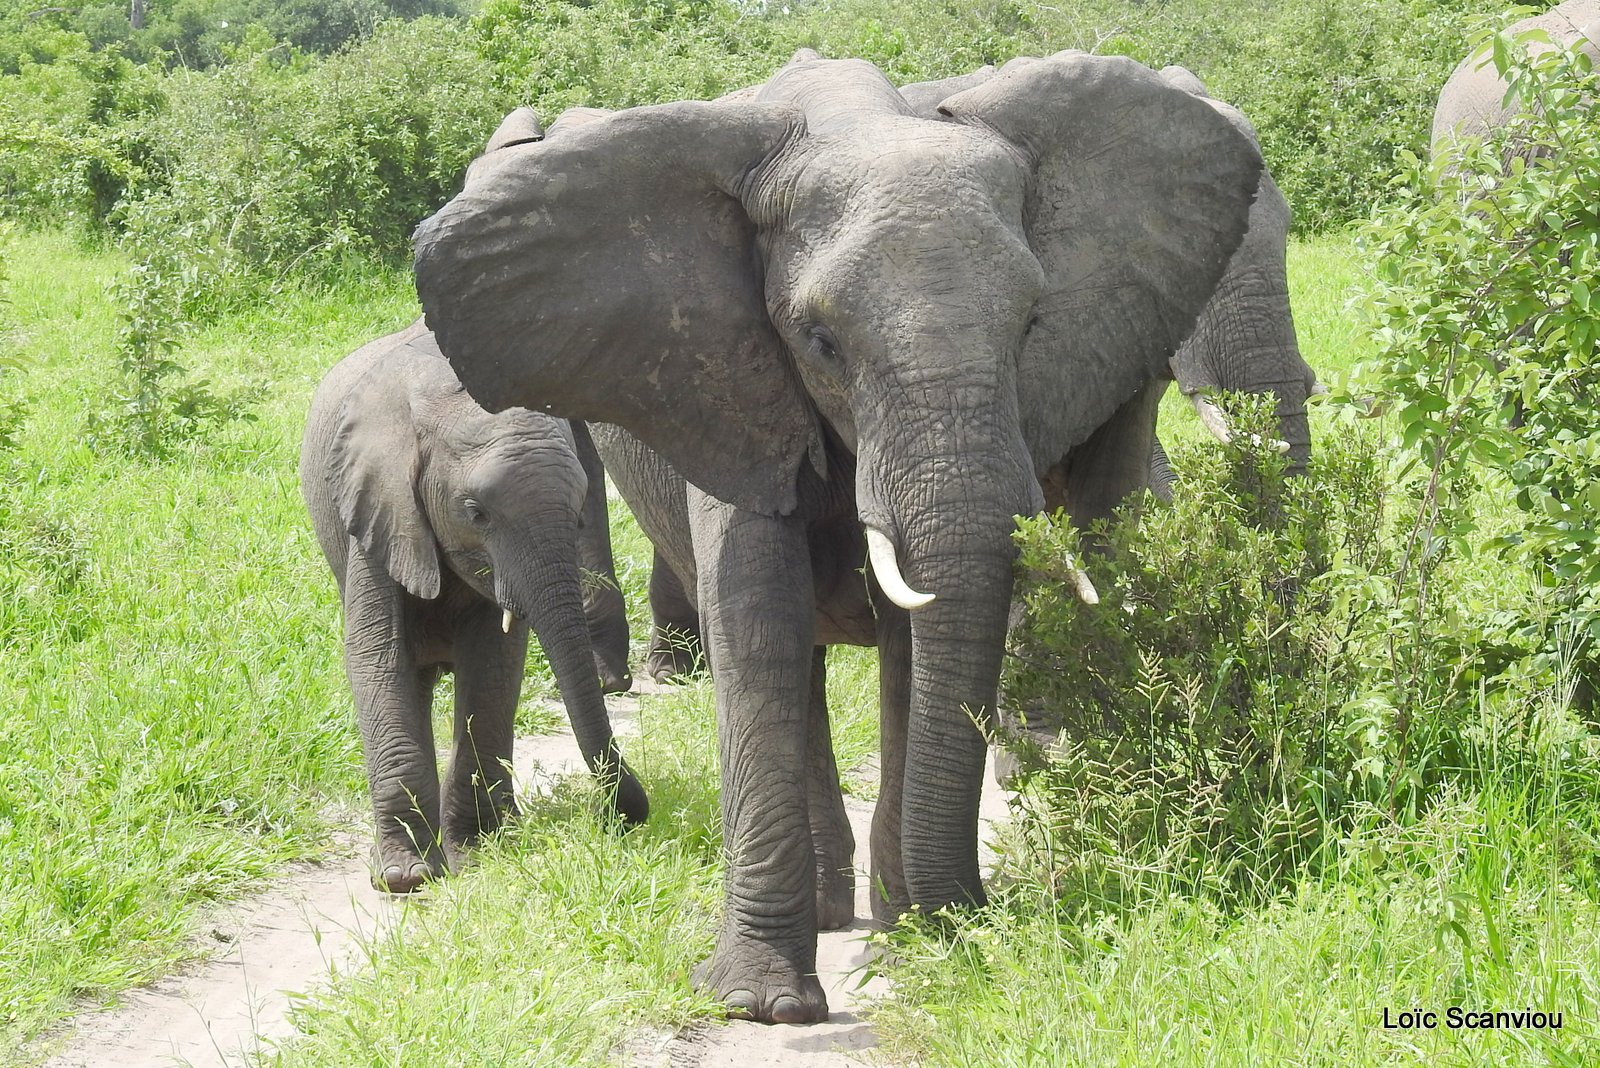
[631,753,1011,1068]
[33,687,1010,1067]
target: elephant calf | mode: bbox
[301,320,648,893]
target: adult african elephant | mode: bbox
[907,63,1317,498]
[414,50,1261,1022]
[1432,0,1599,159]
[301,318,648,894]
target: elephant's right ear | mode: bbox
[329,352,443,600]
[414,100,817,517]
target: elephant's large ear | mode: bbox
[328,339,447,600]
[414,100,815,517]
[936,53,1263,466]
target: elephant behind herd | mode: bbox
[300,10,1583,1020]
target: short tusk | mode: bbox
[1191,395,1233,445]
[865,528,935,610]
[1063,553,1100,605]
[502,609,514,634]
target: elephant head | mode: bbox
[329,338,591,633]
[1155,65,1316,482]
[1432,0,1600,160]
[415,51,1259,928]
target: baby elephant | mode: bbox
[302,320,648,893]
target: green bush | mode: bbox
[1000,405,1401,907]
[0,44,166,230]
[111,16,511,315]
[1363,27,1600,704]
[996,389,1585,912]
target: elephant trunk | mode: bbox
[501,536,649,825]
[1173,257,1311,479]
[859,395,1036,911]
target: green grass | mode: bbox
[8,225,1597,1068]
[871,767,1600,1067]
[0,231,417,1046]
[269,682,727,1068]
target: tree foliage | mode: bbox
[1364,25,1600,695]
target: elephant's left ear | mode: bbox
[936,53,1263,466]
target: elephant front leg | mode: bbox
[343,551,446,894]
[688,490,827,1024]
[805,647,856,931]
[868,597,912,924]
[646,549,704,682]
[442,603,524,871]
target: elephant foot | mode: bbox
[868,873,911,927]
[596,751,650,827]
[370,843,446,895]
[646,629,703,683]
[442,794,519,871]
[692,941,828,1024]
[593,650,633,696]
[815,868,855,931]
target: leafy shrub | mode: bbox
[0,43,166,230]
[85,258,257,458]
[112,16,511,316]
[1363,27,1600,704]
[999,403,1405,907]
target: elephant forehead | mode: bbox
[782,121,1029,226]
[443,404,572,456]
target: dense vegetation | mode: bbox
[3,1,1599,1065]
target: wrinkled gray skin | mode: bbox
[415,50,1261,1022]
[1432,0,1599,161]
[914,64,1315,497]
[301,320,648,894]
[637,65,1316,667]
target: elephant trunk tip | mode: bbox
[865,527,935,610]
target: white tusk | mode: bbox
[502,609,514,634]
[1191,395,1233,445]
[865,528,935,610]
[1063,553,1100,605]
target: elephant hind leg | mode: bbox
[806,647,856,931]
[646,550,704,682]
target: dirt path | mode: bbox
[33,689,1010,1067]
[631,754,1011,1068]
[32,693,645,1068]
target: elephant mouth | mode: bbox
[864,527,935,610]
[863,523,1099,609]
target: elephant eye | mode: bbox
[804,324,843,370]
[463,499,490,529]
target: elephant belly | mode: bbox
[407,580,487,669]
